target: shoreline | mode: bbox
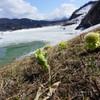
[0,24,80,67]
[1,23,100,68]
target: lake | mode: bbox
[0,25,79,67]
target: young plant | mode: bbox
[35,49,51,86]
[36,49,48,69]
[44,44,51,50]
[58,42,67,49]
[84,32,100,50]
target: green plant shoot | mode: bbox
[36,49,48,69]
[44,44,51,50]
[58,42,67,49]
[35,49,51,86]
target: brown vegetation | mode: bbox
[0,28,100,100]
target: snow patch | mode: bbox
[76,4,93,15]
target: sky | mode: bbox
[0,0,97,20]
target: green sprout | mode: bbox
[84,32,100,50]
[93,76,97,79]
[58,42,67,49]
[91,56,95,67]
[96,72,99,75]
[35,49,51,86]
[36,49,48,69]
[44,44,51,50]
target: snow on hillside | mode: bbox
[76,4,93,15]
[66,3,94,26]
[80,24,100,34]
[0,2,95,49]
[75,4,93,23]
[0,24,79,48]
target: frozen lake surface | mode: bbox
[0,24,80,67]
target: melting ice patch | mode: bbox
[0,24,81,67]
[0,25,79,48]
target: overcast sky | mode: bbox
[0,0,97,20]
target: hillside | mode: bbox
[0,25,100,99]
[0,18,69,31]
[76,0,100,29]
[0,1,97,32]
[64,1,96,26]
[69,1,96,20]
[0,18,51,31]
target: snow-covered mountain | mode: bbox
[64,1,96,26]
[0,1,98,31]
[76,0,100,29]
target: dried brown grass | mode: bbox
[0,28,100,100]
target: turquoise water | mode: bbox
[0,41,47,67]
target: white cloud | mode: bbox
[0,0,44,20]
[0,0,77,20]
[46,4,77,20]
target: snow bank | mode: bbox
[80,24,100,34]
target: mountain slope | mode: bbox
[0,18,51,31]
[1,26,100,99]
[0,18,69,31]
[0,1,97,31]
[64,1,96,26]
[76,0,100,29]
